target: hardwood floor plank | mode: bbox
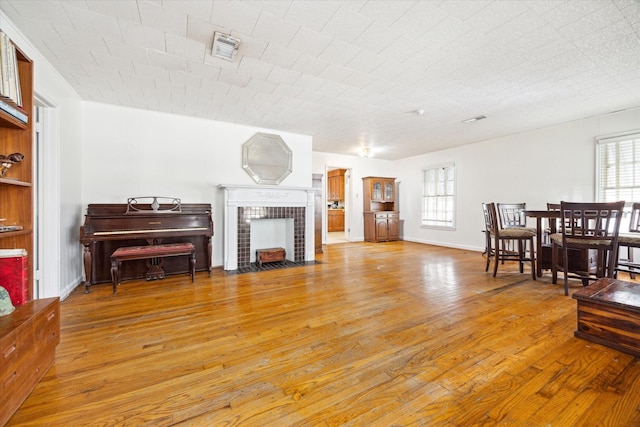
[7,241,640,426]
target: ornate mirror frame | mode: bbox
[242,133,293,185]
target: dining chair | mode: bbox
[497,203,536,233]
[550,201,625,296]
[616,202,640,279]
[482,202,536,279]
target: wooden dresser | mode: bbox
[1,297,60,425]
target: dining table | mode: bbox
[524,210,562,278]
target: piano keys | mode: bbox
[80,199,213,292]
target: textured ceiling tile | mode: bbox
[287,27,332,56]
[237,56,273,80]
[62,2,122,41]
[284,0,340,32]
[345,49,385,74]
[260,42,300,68]
[437,0,492,21]
[464,1,529,35]
[165,33,206,62]
[103,36,149,65]
[320,4,371,43]
[558,4,625,41]
[241,0,292,19]
[352,21,401,54]
[318,39,362,67]
[252,11,299,46]
[390,1,448,39]
[147,50,188,72]
[91,51,135,73]
[138,1,188,36]
[211,1,260,35]
[318,63,354,83]
[541,0,611,28]
[119,20,166,52]
[290,54,329,76]
[358,0,416,27]
[186,15,221,46]
[85,0,141,23]
[4,0,74,26]
[266,65,301,85]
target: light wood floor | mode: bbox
[8,241,640,426]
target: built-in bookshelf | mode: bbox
[0,29,33,301]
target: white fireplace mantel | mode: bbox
[218,184,315,270]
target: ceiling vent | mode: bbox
[212,32,241,62]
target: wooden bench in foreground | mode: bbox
[110,242,196,293]
[573,278,640,357]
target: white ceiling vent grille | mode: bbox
[212,32,241,62]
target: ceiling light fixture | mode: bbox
[415,109,425,116]
[461,115,487,124]
[360,147,373,158]
[212,32,241,62]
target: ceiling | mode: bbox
[1,0,639,160]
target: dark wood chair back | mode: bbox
[629,202,640,233]
[497,203,527,229]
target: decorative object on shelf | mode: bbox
[242,132,292,185]
[0,286,15,316]
[0,152,24,177]
[125,196,182,213]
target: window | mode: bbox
[596,131,640,203]
[422,164,455,229]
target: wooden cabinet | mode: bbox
[327,169,345,201]
[0,297,60,426]
[328,209,345,232]
[363,176,395,212]
[365,212,399,242]
[363,177,399,242]
[0,34,34,301]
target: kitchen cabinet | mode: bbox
[327,169,345,201]
[363,177,399,242]
[328,209,344,232]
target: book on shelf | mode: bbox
[0,30,22,107]
[0,248,28,305]
[0,97,27,123]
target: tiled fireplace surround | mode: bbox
[219,184,315,271]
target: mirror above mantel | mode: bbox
[242,132,292,185]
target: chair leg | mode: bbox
[493,238,500,277]
[563,247,569,296]
[518,240,524,273]
[529,238,536,281]
[551,243,558,284]
[485,237,491,272]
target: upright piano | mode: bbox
[80,198,213,292]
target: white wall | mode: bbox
[395,108,640,252]
[312,152,394,242]
[0,11,84,300]
[81,101,313,268]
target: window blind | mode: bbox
[422,164,455,229]
[596,131,640,203]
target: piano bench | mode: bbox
[110,243,196,293]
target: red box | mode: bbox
[0,249,28,305]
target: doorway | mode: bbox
[326,166,351,244]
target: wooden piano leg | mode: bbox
[190,250,196,282]
[110,259,120,293]
[83,244,93,293]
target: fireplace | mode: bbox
[219,184,315,271]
